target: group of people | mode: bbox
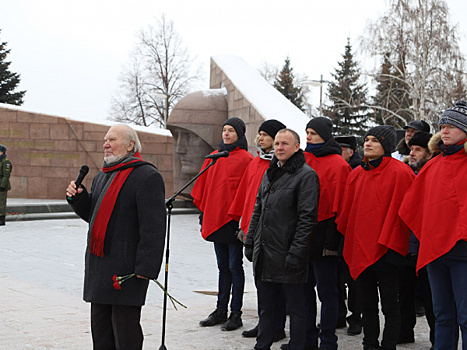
[62,99,466,350]
[191,100,467,350]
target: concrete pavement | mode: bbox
[0,213,440,349]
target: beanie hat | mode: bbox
[403,120,431,133]
[0,144,6,153]
[364,125,396,154]
[408,131,432,149]
[306,117,333,141]
[223,117,246,138]
[335,135,357,150]
[439,100,467,133]
[258,119,286,139]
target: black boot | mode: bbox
[221,311,243,331]
[199,309,227,327]
[242,325,258,337]
[0,215,5,225]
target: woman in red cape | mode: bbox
[399,101,467,350]
[191,117,253,332]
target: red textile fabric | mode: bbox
[304,152,351,222]
[191,148,253,239]
[228,156,270,234]
[336,157,415,279]
[399,149,467,271]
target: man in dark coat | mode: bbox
[392,120,431,161]
[245,128,320,350]
[0,144,12,225]
[66,124,166,350]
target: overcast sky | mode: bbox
[1,0,466,126]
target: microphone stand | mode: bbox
[159,158,219,350]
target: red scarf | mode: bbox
[90,152,145,257]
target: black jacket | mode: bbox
[69,163,166,306]
[245,150,319,284]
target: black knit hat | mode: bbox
[306,117,333,141]
[408,131,432,149]
[258,119,286,139]
[0,144,6,153]
[364,125,396,154]
[335,135,357,150]
[403,120,431,133]
[223,117,246,138]
[439,100,467,133]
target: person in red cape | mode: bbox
[66,124,166,350]
[192,117,253,331]
[336,125,415,350]
[228,119,287,342]
[303,117,351,350]
[399,100,467,350]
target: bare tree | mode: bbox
[110,14,203,128]
[361,0,467,127]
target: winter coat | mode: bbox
[0,155,12,191]
[245,150,319,284]
[69,164,166,306]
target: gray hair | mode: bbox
[117,124,142,152]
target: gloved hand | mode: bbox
[284,254,301,273]
[244,246,253,262]
[322,249,338,257]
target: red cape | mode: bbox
[191,148,253,239]
[336,157,415,280]
[399,150,467,271]
[228,156,270,234]
[304,152,351,222]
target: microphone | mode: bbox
[205,150,230,160]
[74,165,89,189]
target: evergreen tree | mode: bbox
[0,30,26,105]
[324,38,371,137]
[273,57,304,111]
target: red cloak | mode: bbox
[304,152,351,222]
[399,149,467,271]
[191,148,253,239]
[228,156,270,234]
[336,157,415,280]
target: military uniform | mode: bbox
[0,145,12,225]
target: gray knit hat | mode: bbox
[364,125,396,155]
[439,100,467,133]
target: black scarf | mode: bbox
[305,136,342,157]
[218,134,248,152]
[267,149,306,183]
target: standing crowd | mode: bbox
[192,100,467,350]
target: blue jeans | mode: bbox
[213,241,244,312]
[306,257,339,350]
[426,240,467,350]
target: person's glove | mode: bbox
[322,249,338,257]
[284,254,301,273]
[244,246,253,262]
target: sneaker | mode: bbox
[199,309,227,327]
[242,325,258,338]
[221,311,243,331]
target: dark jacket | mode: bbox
[245,150,319,284]
[0,154,12,191]
[69,163,166,306]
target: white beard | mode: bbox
[104,154,124,164]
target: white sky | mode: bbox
[1,0,466,126]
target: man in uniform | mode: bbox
[0,144,12,226]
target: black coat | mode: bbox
[245,150,319,284]
[69,163,166,306]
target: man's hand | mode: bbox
[284,254,301,273]
[66,181,83,198]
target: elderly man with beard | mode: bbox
[66,124,166,350]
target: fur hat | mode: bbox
[223,117,246,138]
[0,144,6,153]
[403,120,431,133]
[408,131,432,149]
[258,119,286,139]
[439,100,467,133]
[306,117,333,141]
[364,125,396,154]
